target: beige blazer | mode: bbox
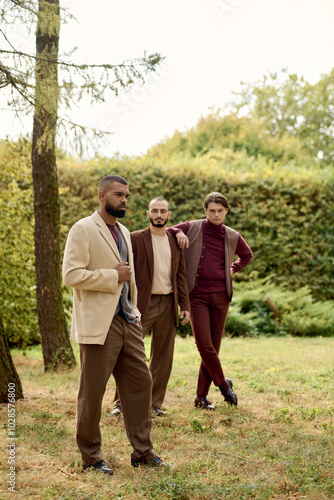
[62,211,140,345]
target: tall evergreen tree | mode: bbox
[31,0,72,370]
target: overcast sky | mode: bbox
[1,0,334,157]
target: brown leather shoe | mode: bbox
[194,395,215,410]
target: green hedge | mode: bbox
[0,140,39,347]
[58,153,334,301]
[1,140,333,346]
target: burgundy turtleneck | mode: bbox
[193,219,226,294]
[168,218,253,296]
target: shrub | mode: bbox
[1,139,333,346]
[0,139,39,346]
[58,153,334,301]
[225,280,334,337]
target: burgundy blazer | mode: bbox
[130,227,190,326]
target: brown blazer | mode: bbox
[131,228,190,326]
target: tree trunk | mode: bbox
[0,317,23,403]
[31,0,76,370]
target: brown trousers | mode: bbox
[190,292,230,396]
[115,293,176,409]
[77,313,156,465]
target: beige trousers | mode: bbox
[114,293,176,409]
[77,313,156,465]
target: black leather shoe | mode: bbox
[131,455,166,468]
[152,406,167,416]
[194,395,215,410]
[224,378,238,406]
[111,405,122,416]
[225,377,233,388]
[83,460,113,476]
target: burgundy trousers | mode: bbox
[190,292,230,396]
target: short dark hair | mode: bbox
[148,197,170,210]
[203,192,229,210]
[98,175,128,193]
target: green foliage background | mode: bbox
[59,152,334,301]
[232,68,334,165]
[1,118,334,346]
[0,140,38,346]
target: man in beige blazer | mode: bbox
[62,175,165,476]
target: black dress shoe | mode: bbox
[83,460,113,476]
[111,405,122,416]
[194,395,215,410]
[152,406,167,416]
[225,377,233,387]
[131,455,166,468]
[224,378,238,406]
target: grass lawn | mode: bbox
[1,335,334,499]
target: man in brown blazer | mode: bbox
[112,197,190,417]
[62,176,165,476]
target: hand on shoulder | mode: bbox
[176,232,189,249]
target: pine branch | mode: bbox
[0,45,163,71]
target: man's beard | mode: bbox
[149,217,167,227]
[105,200,126,218]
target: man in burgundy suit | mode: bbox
[168,192,253,410]
[112,197,190,416]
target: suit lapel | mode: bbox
[143,228,154,280]
[167,232,176,275]
[92,211,121,261]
